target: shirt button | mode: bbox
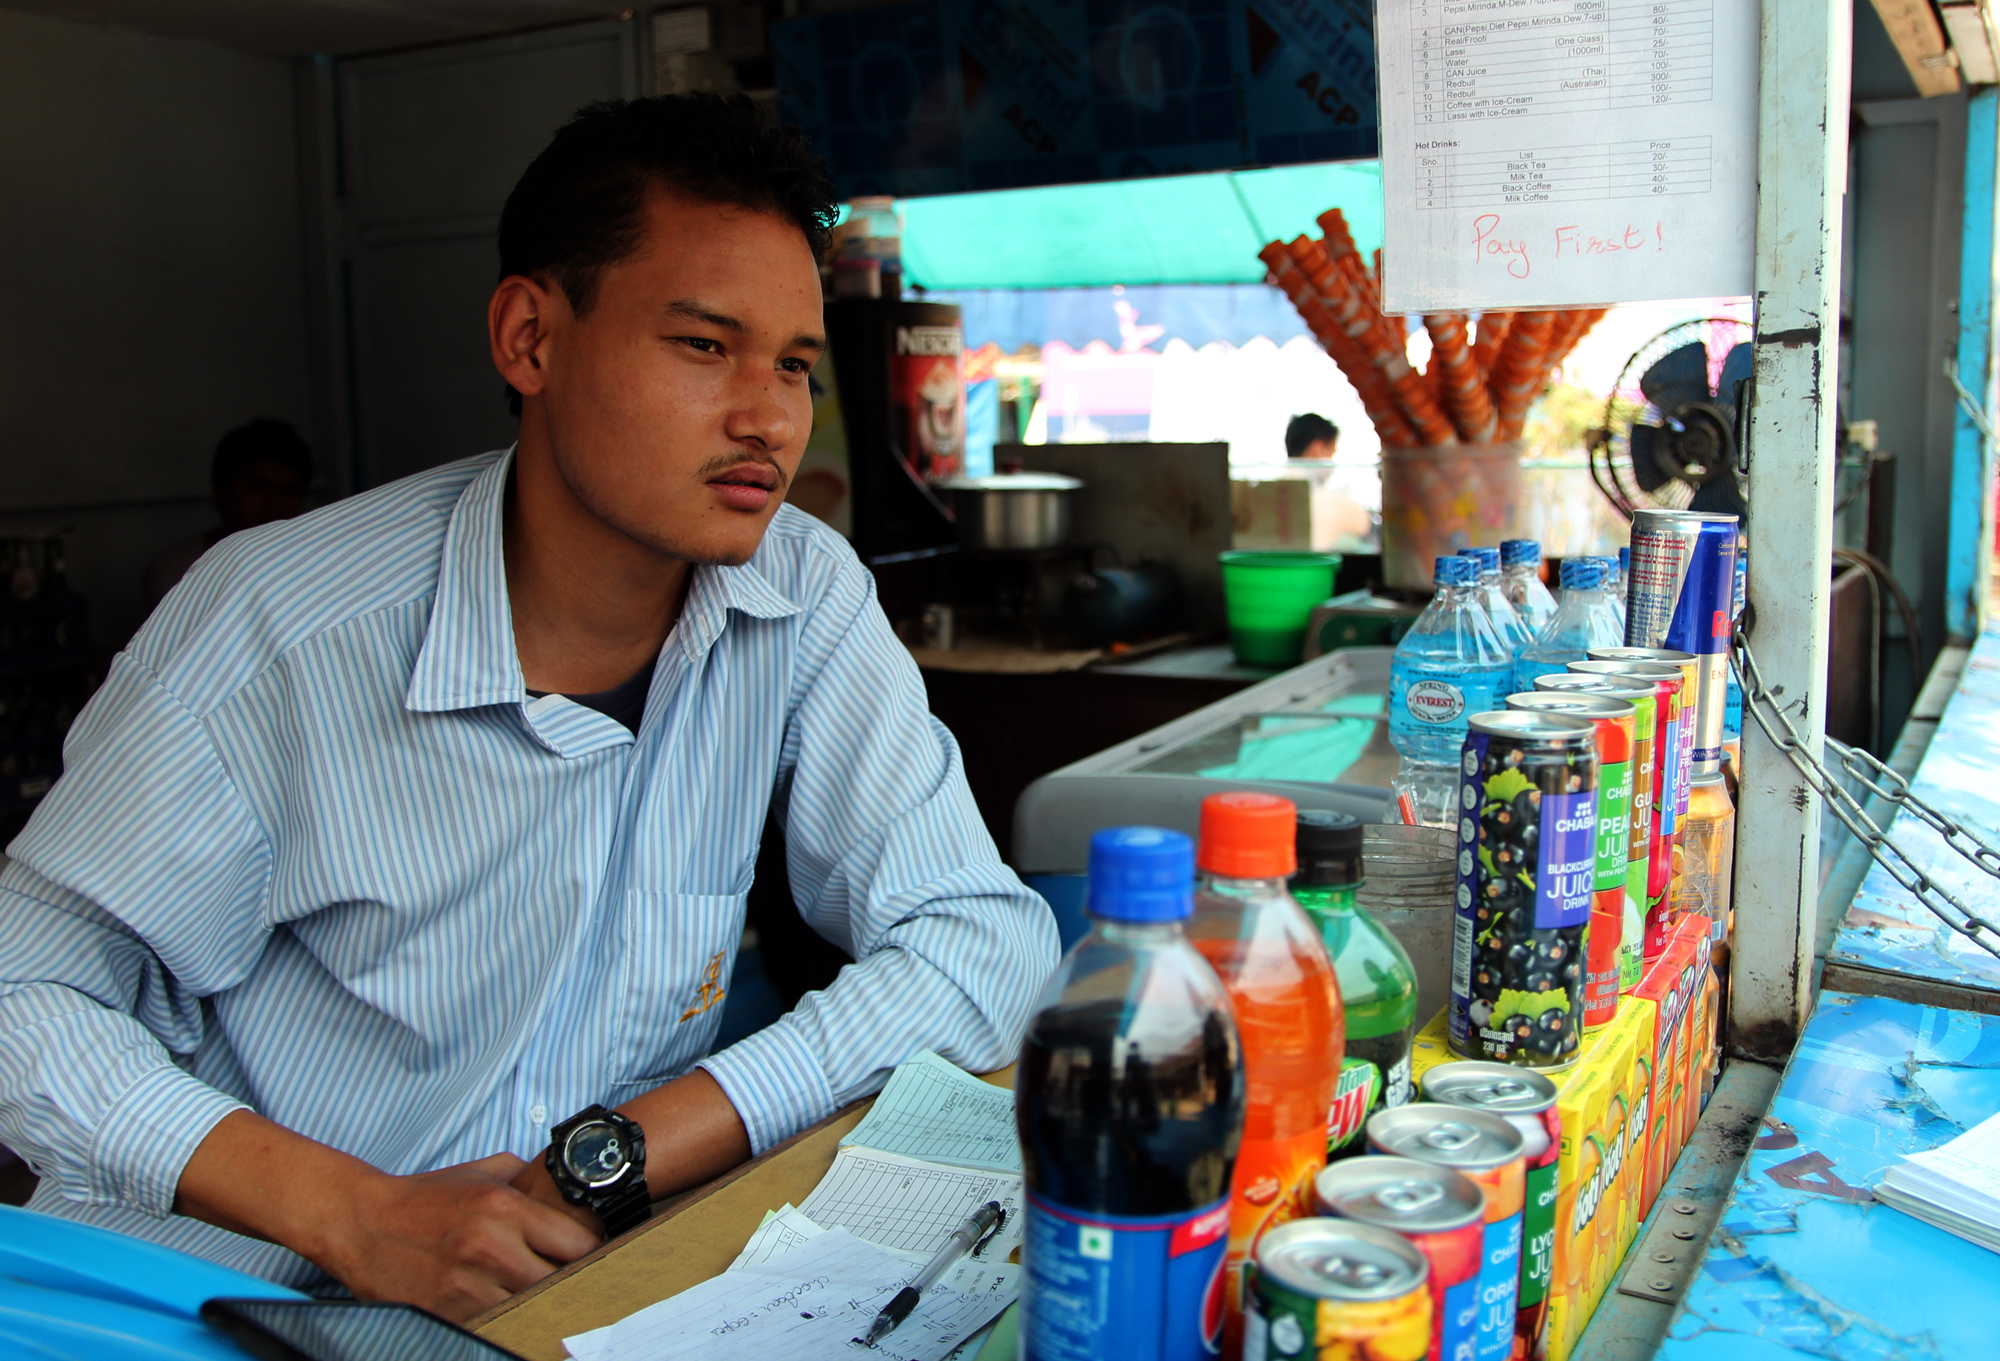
[529,1103,549,1128]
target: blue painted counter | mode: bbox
[1658,992,2000,1360]
[1825,620,2000,1002]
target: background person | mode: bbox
[143,418,313,609]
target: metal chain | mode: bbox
[1732,632,2000,959]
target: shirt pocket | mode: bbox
[609,889,747,1090]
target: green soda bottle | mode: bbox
[1291,810,1420,1159]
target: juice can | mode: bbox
[1244,1219,1434,1361]
[1567,660,1685,962]
[1419,1063,1562,1361]
[1367,1104,1525,1361]
[1625,510,1738,775]
[1504,692,1636,1032]
[1313,1157,1485,1361]
[1532,673,1657,993]
[1450,712,1598,1070]
[1585,647,1697,821]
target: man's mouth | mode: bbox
[706,460,781,512]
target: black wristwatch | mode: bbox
[545,1105,650,1240]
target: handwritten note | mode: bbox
[800,1147,1024,1262]
[563,1228,1018,1361]
[1375,0,1758,311]
[841,1051,1022,1175]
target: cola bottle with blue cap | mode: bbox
[1017,827,1246,1361]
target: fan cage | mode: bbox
[1590,316,1753,520]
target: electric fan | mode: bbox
[1587,318,1753,521]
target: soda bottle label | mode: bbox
[1021,1193,1229,1361]
[1223,1125,1327,1342]
[1390,661,1511,749]
[1324,1056,1382,1157]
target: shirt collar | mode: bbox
[407,448,805,716]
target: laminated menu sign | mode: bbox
[1373,0,1758,312]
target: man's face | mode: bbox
[510,187,824,566]
[215,458,307,532]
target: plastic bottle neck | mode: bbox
[1088,916,1187,948]
[1197,872,1292,899]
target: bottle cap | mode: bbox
[1434,555,1477,587]
[1197,791,1298,878]
[1457,545,1500,572]
[1500,539,1540,568]
[1294,809,1364,886]
[1618,546,1631,570]
[1087,827,1194,922]
[1560,556,1607,590]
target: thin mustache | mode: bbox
[693,452,788,494]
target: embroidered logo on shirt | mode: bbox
[679,951,728,1022]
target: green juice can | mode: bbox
[1421,1062,1562,1361]
[1533,672,1657,990]
[1292,811,1419,1158]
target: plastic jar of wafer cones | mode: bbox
[1379,441,1524,589]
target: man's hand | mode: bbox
[175,1111,600,1324]
[321,1152,602,1321]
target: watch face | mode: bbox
[563,1121,629,1189]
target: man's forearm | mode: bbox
[174,1108,385,1255]
[618,1068,752,1199]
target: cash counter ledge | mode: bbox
[1576,618,2000,1361]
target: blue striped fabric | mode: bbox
[0,449,1059,1288]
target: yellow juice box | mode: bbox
[1545,1060,1609,1361]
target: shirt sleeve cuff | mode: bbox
[697,1020,837,1155]
[88,1065,248,1218]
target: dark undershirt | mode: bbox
[526,656,657,734]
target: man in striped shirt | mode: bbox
[0,95,1058,1320]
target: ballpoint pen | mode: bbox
[854,1200,1007,1350]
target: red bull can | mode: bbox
[1624,511,1738,776]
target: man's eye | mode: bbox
[780,358,810,374]
[677,337,722,354]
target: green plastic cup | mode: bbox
[1220,551,1341,669]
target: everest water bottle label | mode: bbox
[1022,1194,1228,1361]
[1391,663,1510,747]
[1536,790,1596,929]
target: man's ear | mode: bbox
[490,275,561,401]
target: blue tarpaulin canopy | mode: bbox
[898,159,1384,291]
[925,284,1313,351]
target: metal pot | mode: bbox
[941,471,1082,550]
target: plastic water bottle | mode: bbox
[1185,792,1345,1357]
[1512,557,1625,694]
[1499,539,1558,638]
[1018,827,1246,1361]
[1458,546,1533,654]
[1388,555,1513,826]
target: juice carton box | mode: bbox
[1597,998,1654,1275]
[1631,923,1699,1216]
[1544,1058,1608,1361]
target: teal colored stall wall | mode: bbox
[1949,86,1998,642]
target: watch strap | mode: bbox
[594,1176,652,1239]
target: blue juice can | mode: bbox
[1623,510,1739,774]
[1367,1105,1526,1361]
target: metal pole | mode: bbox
[1733,0,1850,1061]
[1946,87,1997,643]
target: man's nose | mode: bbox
[723,374,795,451]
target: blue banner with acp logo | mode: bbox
[773,0,1378,199]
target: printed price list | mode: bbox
[1414,136,1712,212]
[1410,0,1716,127]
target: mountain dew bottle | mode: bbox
[1290,810,1419,1158]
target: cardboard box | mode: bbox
[1630,921,1701,1218]
[1544,1060,1610,1361]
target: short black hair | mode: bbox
[1285,412,1339,457]
[213,418,312,487]
[497,94,836,413]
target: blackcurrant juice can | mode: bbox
[1449,711,1598,1072]
[1419,1064,1562,1361]
[1503,692,1636,1033]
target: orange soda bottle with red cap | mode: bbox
[1184,791,1346,1356]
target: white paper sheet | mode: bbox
[1374,0,1759,311]
[728,1203,829,1271]
[799,1147,1023,1262]
[840,1051,1022,1174]
[562,1228,1018,1361]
